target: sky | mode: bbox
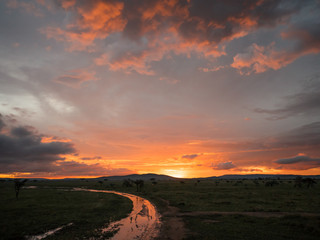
[0,0,320,179]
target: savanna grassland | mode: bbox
[0,177,319,240]
[0,180,132,239]
[113,178,320,240]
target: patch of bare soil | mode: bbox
[157,199,187,240]
[156,198,320,239]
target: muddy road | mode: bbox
[75,189,161,240]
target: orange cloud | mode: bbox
[41,0,278,75]
[232,23,320,74]
[42,1,126,52]
[231,43,284,75]
[39,0,312,75]
[77,1,126,34]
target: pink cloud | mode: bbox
[53,69,97,88]
[232,24,320,74]
[41,1,126,52]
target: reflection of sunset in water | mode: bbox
[74,189,161,240]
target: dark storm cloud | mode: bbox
[10,126,34,137]
[254,79,320,120]
[0,114,134,176]
[182,154,198,159]
[0,119,76,173]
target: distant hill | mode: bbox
[96,173,177,181]
[206,174,320,180]
[1,173,319,181]
[97,173,320,181]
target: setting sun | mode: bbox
[162,169,188,179]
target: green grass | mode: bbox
[0,182,132,239]
[184,214,320,240]
[106,179,319,213]
[108,178,320,240]
[1,178,319,239]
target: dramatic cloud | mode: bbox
[275,154,320,170]
[232,21,320,74]
[39,0,314,74]
[0,121,76,173]
[0,114,136,177]
[213,161,236,170]
[1,0,320,178]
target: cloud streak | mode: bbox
[213,161,236,170]
[275,154,320,170]
[254,79,320,119]
[182,154,198,160]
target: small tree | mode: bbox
[14,179,28,200]
[133,179,144,192]
[303,178,316,188]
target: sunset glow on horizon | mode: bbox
[1,0,320,179]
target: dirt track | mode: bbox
[74,189,161,240]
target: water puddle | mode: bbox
[74,188,161,240]
[23,186,38,189]
[27,223,73,240]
